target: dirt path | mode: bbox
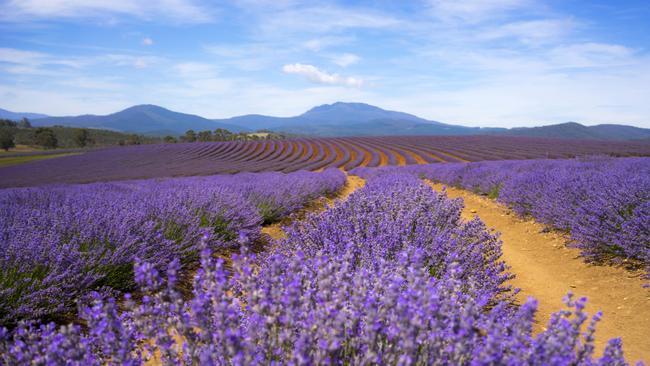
[428,183,650,363]
[261,175,365,241]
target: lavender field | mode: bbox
[1,171,635,365]
[2,153,649,364]
[0,170,345,326]
[353,157,650,275]
[2,136,649,188]
[5,0,650,362]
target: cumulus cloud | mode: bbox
[282,63,363,87]
[331,53,360,67]
[142,37,153,46]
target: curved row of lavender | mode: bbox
[0,169,346,326]
[1,173,631,364]
[2,136,649,188]
[354,157,650,277]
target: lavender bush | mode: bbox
[0,173,634,364]
[0,169,345,326]
[354,157,650,274]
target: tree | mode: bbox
[163,135,177,143]
[197,130,213,142]
[0,119,17,128]
[73,128,90,147]
[183,130,197,143]
[127,134,142,145]
[0,129,15,151]
[18,118,31,129]
[213,128,232,141]
[34,128,58,149]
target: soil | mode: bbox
[428,182,650,363]
[261,174,365,241]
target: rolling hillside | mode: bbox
[3,103,648,139]
[31,105,248,135]
[0,108,49,121]
[2,135,649,188]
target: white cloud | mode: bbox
[282,63,364,87]
[0,48,46,64]
[173,62,217,78]
[257,5,401,35]
[302,36,354,51]
[479,19,576,44]
[142,37,153,46]
[428,0,532,22]
[0,0,215,24]
[331,53,360,67]
[57,77,126,90]
[0,47,86,74]
[548,42,636,68]
[105,54,162,69]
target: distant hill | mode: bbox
[494,121,650,140]
[5,102,648,139]
[0,108,49,121]
[214,103,648,139]
[32,105,248,135]
[213,102,498,136]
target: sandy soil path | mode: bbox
[429,182,650,363]
[261,174,365,241]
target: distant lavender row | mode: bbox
[1,135,648,188]
[0,169,345,326]
[355,157,650,274]
[0,173,629,364]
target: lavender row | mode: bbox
[355,157,650,274]
[2,136,649,188]
[0,169,346,326]
[1,173,631,364]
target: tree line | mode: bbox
[0,118,157,151]
[168,128,285,143]
[1,119,285,152]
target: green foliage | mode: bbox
[18,118,31,129]
[183,129,197,142]
[0,154,80,168]
[94,263,134,290]
[34,128,58,149]
[487,184,502,199]
[127,134,142,145]
[0,264,50,320]
[0,128,15,151]
[197,130,213,142]
[200,212,236,241]
[163,135,177,143]
[73,128,90,147]
[256,201,281,224]
[0,119,17,128]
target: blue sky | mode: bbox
[0,0,649,127]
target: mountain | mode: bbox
[493,121,650,140]
[300,102,426,124]
[7,102,648,139]
[212,102,487,136]
[32,105,247,135]
[215,103,648,139]
[0,108,49,121]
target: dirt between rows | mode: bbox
[428,182,650,363]
[261,175,365,241]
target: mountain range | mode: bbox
[2,103,649,140]
[0,108,49,121]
